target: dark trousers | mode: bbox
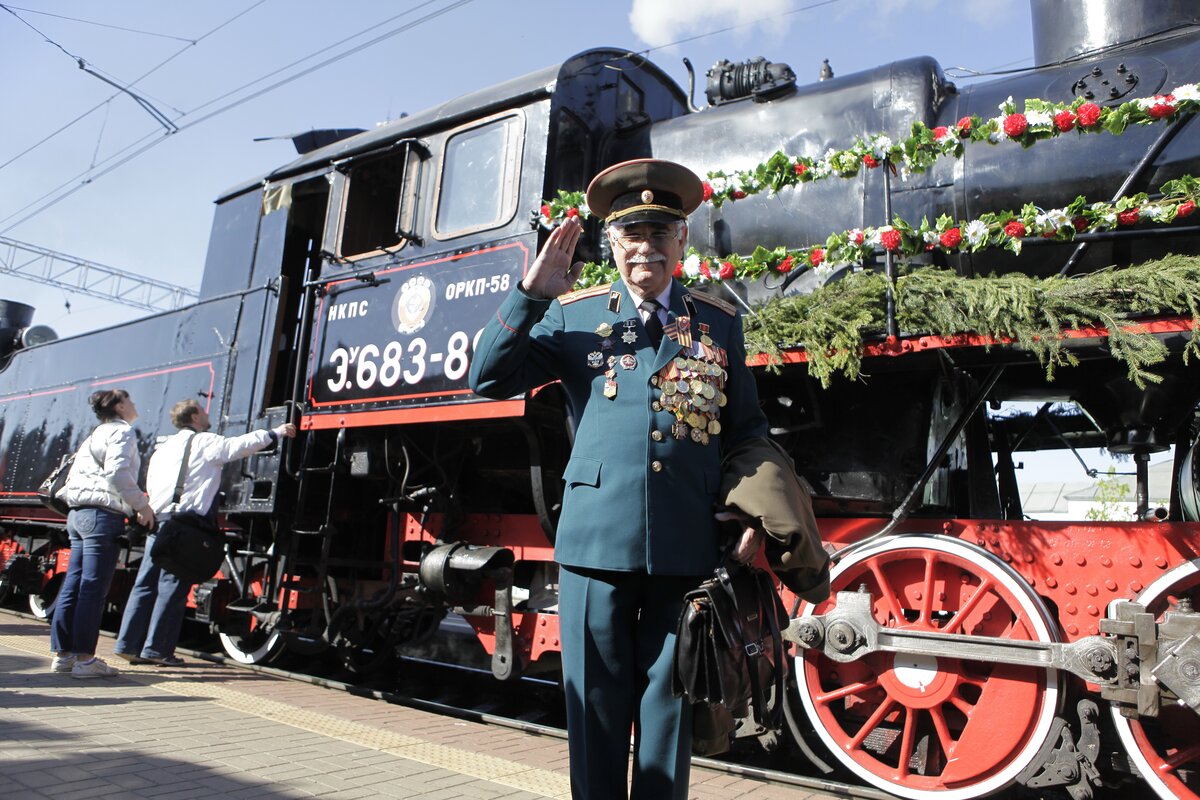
[558,567,702,800]
[50,507,124,655]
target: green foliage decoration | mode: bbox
[741,254,1200,389]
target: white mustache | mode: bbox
[627,254,665,264]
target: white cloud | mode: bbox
[629,0,795,50]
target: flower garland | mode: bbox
[533,190,590,230]
[536,82,1200,220]
[701,83,1200,207]
[570,175,1200,289]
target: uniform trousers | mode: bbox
[559,566,703,800]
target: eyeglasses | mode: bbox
[608,223,684,248]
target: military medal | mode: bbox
[607,355,617,369]
[619,354,637,370]
[603,369,618,399]
[595,322,614,338]
[621,319,638,344]
[587,351,603,369]
[675,315,692,348]
[698,322,712,347]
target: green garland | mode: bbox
[742,254,1200,389]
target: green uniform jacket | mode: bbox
[469,279,768,576]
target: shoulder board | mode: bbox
[559,283,612,306]
[689,291,737,317]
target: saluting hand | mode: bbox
[521,217,585,300]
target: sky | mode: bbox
[0,0,1154,485]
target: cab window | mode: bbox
[433,112,523,239]
[337,145,422,259]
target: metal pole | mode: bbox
[883,160,897,337]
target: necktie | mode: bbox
[640,299,664,349]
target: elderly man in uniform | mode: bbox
[470,159,768,798]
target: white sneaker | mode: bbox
[51,655,76,673]
[72,657,119,678]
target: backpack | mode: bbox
[37,452,75,516]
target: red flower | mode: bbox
[1003,113,1029,138]
[939,227,963,248]
[673,261,684,279]
[702,182,714,201]
[1054,110,1076,132]
[925,243,936,251]
[731,189,747,200]
[880,229,902,251]
[793,162,808,176]
[850,230,865,244]
[1042,231,1058,239]
[777,255,794,273]
[863,154,879,169]
[1076,102,1102,128]
[1118,209,1141,226]
[540,204,552,218]
[809,248,825,266]
[932,126,948,139]
[566,207,580,218]
[956,116,972,133]
[1148,96,1177,119]
[1003,220,1027,238]
[1178,200,1197,218]
[718,261,735,280]
[1072,216,1088,232]
[699,260,712,279]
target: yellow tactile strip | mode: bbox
[2,633,571,799]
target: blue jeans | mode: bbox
[115,533,191,659]
[50,507,125,655]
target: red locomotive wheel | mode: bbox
[794,535,1060,800]
[1110,559,1200,800]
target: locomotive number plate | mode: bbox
[306,241,528,412]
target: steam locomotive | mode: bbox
[4,1,1200,797]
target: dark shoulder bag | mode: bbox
[672,563,789,755]
[149,433,224,585]
[37,453,75,516]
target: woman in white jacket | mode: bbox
[51,389,155,678]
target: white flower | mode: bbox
[965,220,989,246]
[1172,83,1200,102]
[1139,206,1154,219]
[683,254,701,278]
[1147,205,1172,222]
[1026,109,1052,128]
[923,230,940,245]
[1045,208,1070,229]
[999,96,1014,112]
[871,135,893,158]
[988,115,1006,143]
[708,175,728,194]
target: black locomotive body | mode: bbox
[4,4,1200,798]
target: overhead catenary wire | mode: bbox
[0,0,268,173]
[0,4,196,42]
[0,0,477,234]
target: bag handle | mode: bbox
[172,432,197,509]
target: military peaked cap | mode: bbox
[586,158,704,224]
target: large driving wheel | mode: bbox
[1110,558,1200,800]
[794,535,1060,799]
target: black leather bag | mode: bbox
[37,452,74,516]
[150,512,223,585]
[673,564,789,755]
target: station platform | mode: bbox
[0,614,847,800]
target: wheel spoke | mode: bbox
[943,576,994,635]
[868,561,907,624]
[918,553,937,624]
[848,698,896,751]
[929,705,957,760]
[897,706,917,778]
[1163,740,1200,772]
[816,677,881,706]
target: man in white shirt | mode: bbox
[114,399,294,665]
